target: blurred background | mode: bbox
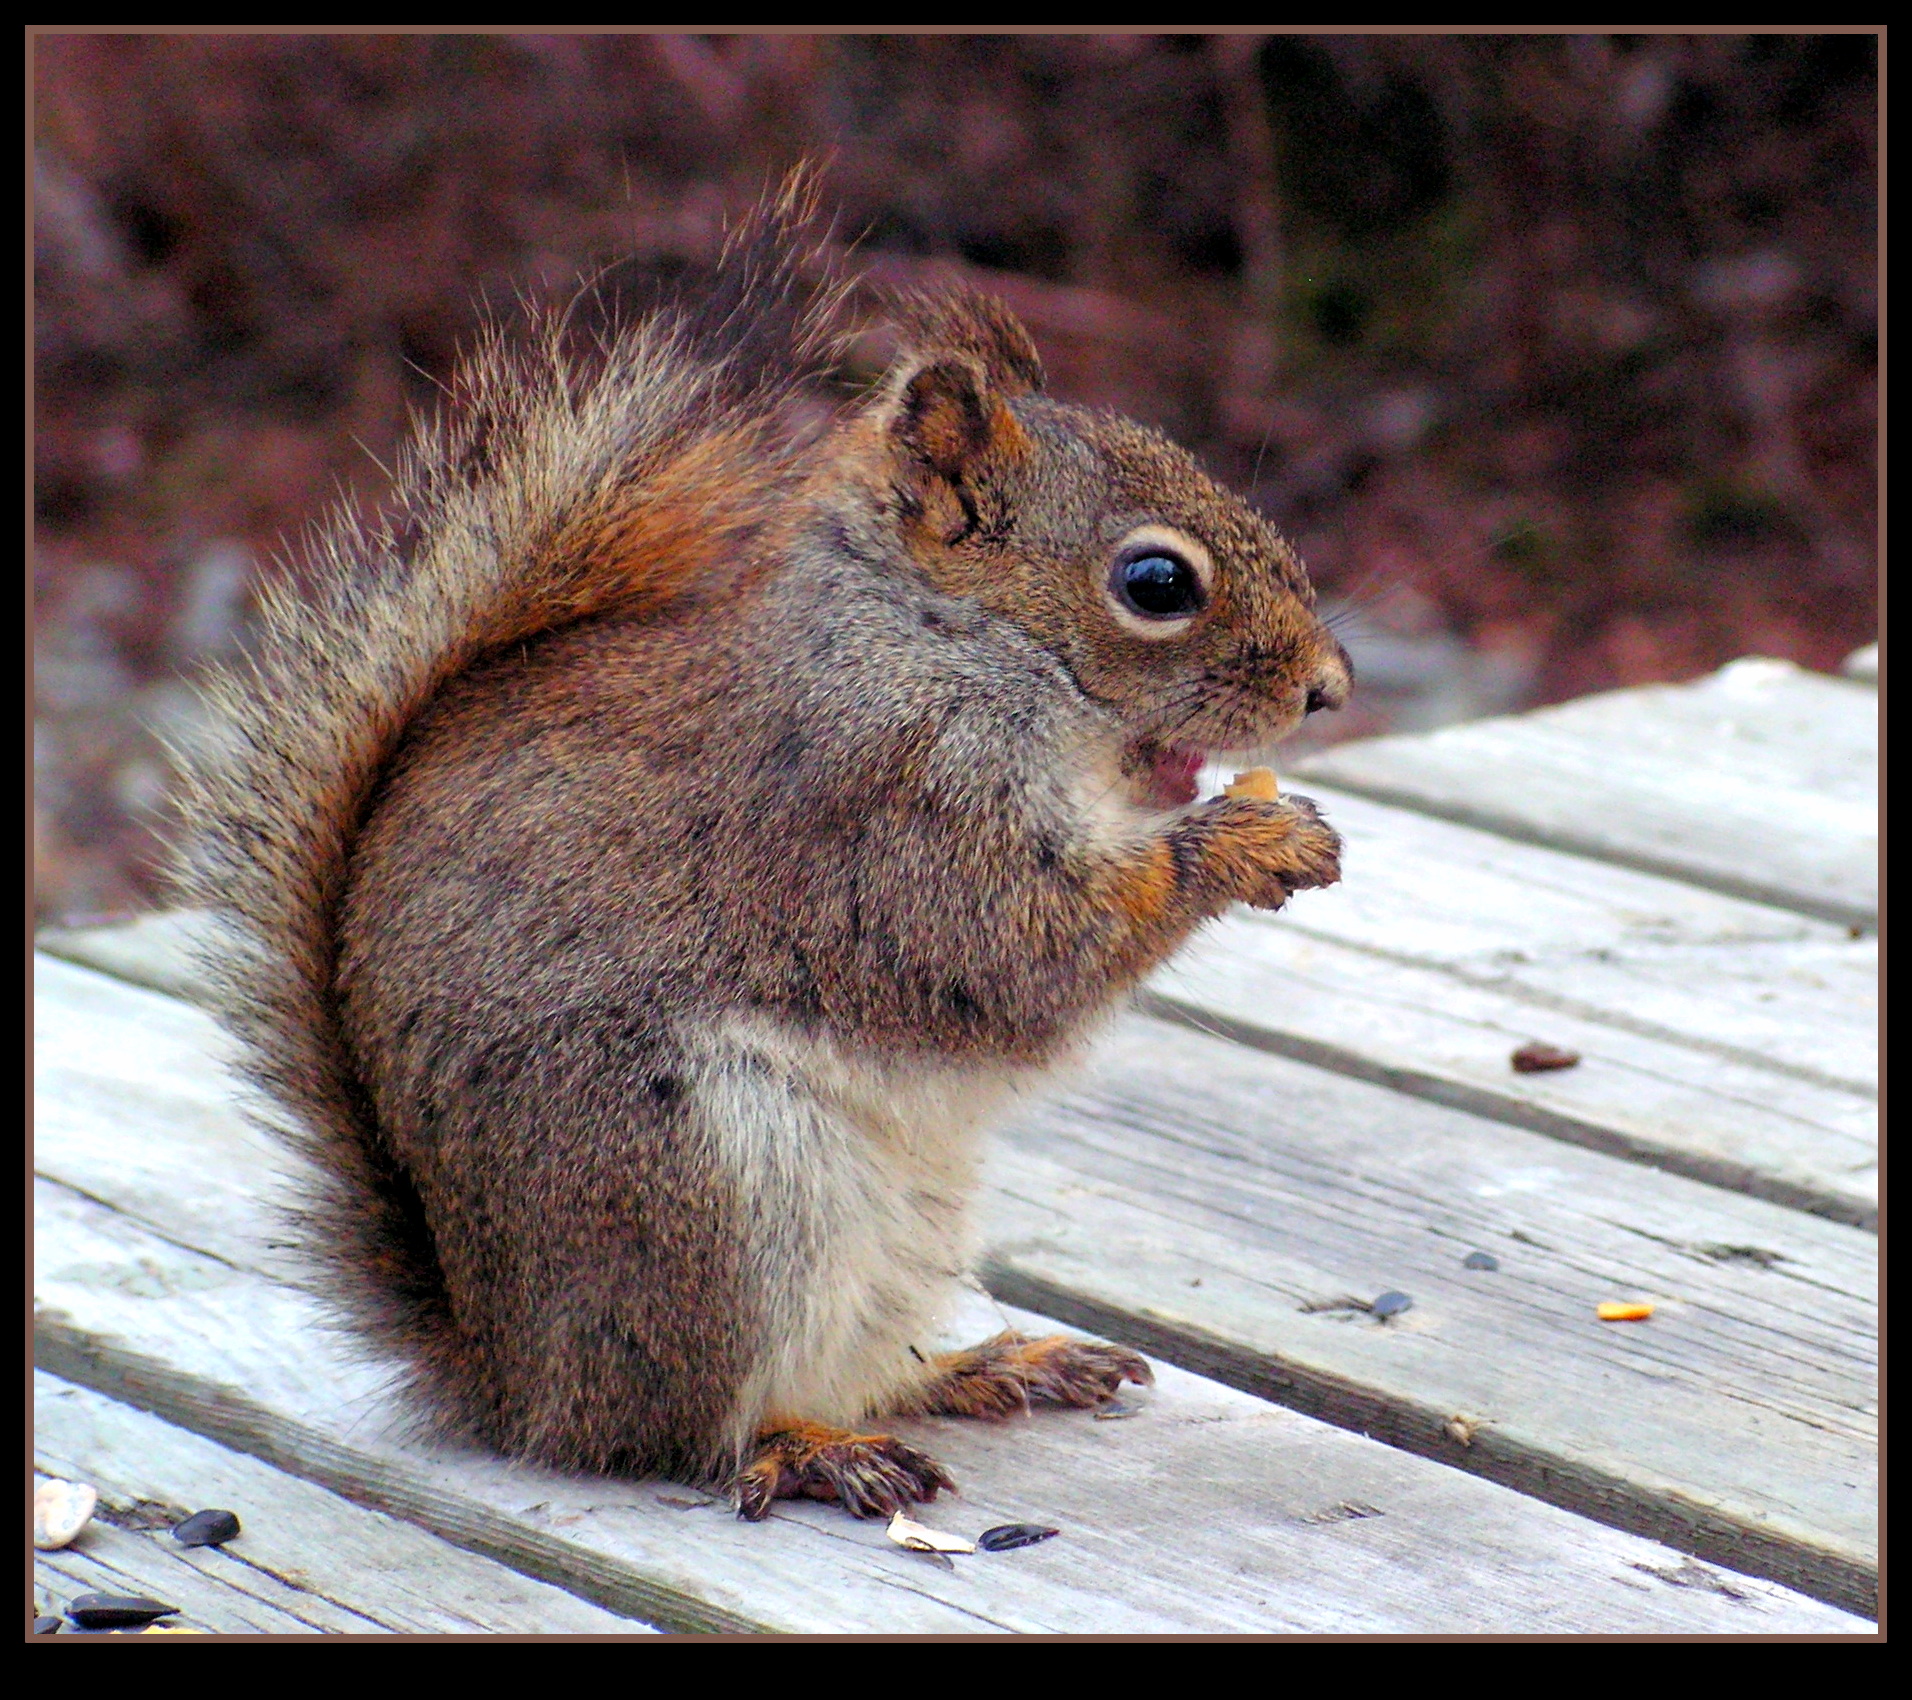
[33,32,1878,924]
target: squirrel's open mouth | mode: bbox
[1133,741,1206,809]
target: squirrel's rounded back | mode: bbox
[171,175,1350,1477]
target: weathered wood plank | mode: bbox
[37,948,1873,1621]
[36,907,210,1004]
[1152,920,1875,1228]
[34,1372,652,1634]
[1295,658,1878,926]
[38,806,1879,1233]
[1151,779,1876,1226]
[36,1528,369,1635]
[1247,781,1876,1091]
[36,952,309,1284]
[33,1177,1865,1634]
[982,1013,1877,1616]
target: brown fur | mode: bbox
[900,1333,1154,1420]
[738,1419,956,1522]
[173,176,1349,1508]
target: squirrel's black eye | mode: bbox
[1115,552,1203,619]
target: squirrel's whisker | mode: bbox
[172,174,1346,1513]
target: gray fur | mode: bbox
[172,181,1349,1492]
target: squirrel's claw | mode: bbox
[903,1331,1155,1420]
[1192,792,1342,913]
[737,1420,956,1522]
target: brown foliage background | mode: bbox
[32,33,1878,923]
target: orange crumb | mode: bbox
[1224,767,1280,801]
[1596,1301,1655,1322]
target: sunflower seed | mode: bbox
[977,1523,1060,1552]
[172,1508,242,1548]
[65,1593,179,1629]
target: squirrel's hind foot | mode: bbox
[736,1419,956,1522]
[903,1331,1154,1420]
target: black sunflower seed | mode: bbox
[1370,1290,1413,1319]
[1462,1251,1500,1271]
[34,1617,62,1635]
[66,1593,179,1629]
[173,1508,242,1548]
[977,1523,1060,1552]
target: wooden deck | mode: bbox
[32,652,1877,1636]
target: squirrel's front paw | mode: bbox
[1194,793,1342,912]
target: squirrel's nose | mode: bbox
[1303,642,1353,716]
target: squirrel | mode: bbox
[176,180,1349,1521]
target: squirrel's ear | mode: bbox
[876,288,1042,533]
[887,290,1045,397]
[887,355,1030,500]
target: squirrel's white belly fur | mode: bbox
[176,188,1350,1499]
[690,1015,1080,1450]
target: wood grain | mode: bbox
[36,908,210,1004]
[1248,781,1875,1092]
[34,1372,654,1635]
[34,954,1875,1627]
[33,1176,1865,1634]
[982,1012,1877,1616]
[37,788,1880,1231]
[1295,658,1877,926]
[1152,916,1875,1228]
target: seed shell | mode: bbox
[65,1592,179,1630]
[1511,1041,1581,1073]
[1462,1250,1500,1271]
[173,1508,242,1548]
[977,1523,1061,1552]
[33,1478,98,1551]
[1370,1289,1413,1319]
[885,1511,975,1554]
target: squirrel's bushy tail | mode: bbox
[172,180,847,1377]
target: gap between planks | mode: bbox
[1295,658,1876,929]
[35,1371,654,1635]
[33,1174,1867,1635]
[34,953,1877,1622]
[976,1013,1876,1619]
[37,822,1878,1234]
